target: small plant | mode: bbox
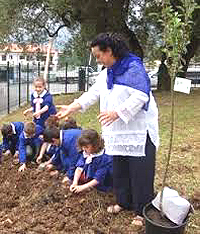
[159,0,198,214]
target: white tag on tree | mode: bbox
[174,77,191,94]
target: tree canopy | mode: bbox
[0,0,199,70]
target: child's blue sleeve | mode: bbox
[19,137,26,163]
[65,153,82,180]
[93,166,107,184]
[31,94,34,108]
[51,148,62,166]
[15,139,20,151]
[2,137,9,151]
[75,154,85,168]
[93,157,113,184]
[43,94,53,108]
[33,137,42,149]
[35,125,44,137]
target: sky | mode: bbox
[54,27,71,51]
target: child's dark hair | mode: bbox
[90,32,129,59]
[1,124,13,137]
[60,117,78,130]
[24,122,35,136]
[45,115,59,128]
[43,126,60,143]
[78,129,104,154]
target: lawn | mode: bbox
[0,89,199,234]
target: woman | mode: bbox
[56,33,159,225]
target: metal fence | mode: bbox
[0,62,92,116]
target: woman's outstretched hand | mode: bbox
[56,102,82,120]
[56,105,70,119]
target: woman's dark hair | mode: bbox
[90,32,129,59]
[78,129,104,153]
[43,126,60,143]
[1,124,13,137]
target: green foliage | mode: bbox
[128,0,163,62]
[63,29,90,67]
[161,0,198,82]
[0,0,74,43]
[158,0,198,210]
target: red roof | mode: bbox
[0,43,58,54]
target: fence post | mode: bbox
[78,67,86,91]
[65,62,68,93]
[18,63,21,107]
[38,62,40,76]
[7,61,10,114]
[86,65,90,91]
[27,63,29,103]
[47,65,50,91]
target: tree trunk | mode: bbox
[178,38,200,77]
[72,0,143,58]
[157,36,200,91]
[157,62,171,91]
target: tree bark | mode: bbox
[72,0,143,58]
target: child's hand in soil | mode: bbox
[18,164,26,172]
[46,163,54,171]
[62,176,71,186]
[4,150,11,157]
[70,183,78,192]
[70,185,86,194]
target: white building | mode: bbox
[0,43,60,73]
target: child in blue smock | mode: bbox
[1,122,24,162]
[42,126,82,180]
[18,122,43,172]
[70,129,113,193]
[36,115,60,164]
[23,77,56,127]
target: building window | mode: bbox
[26,55,32,61]
[41,56,46,62]
[20,55,25,60]
[36,55,40,61]
[9,55,13,60]
[2,55,6,61]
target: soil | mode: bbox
[190,189,200,210]
[0,154,145,234]
[145,205,179,228]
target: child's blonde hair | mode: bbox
[33,76,46,87]
[24,122,36,136]
[78,129,104,153]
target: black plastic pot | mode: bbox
[143,203,189,234]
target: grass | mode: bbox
[0,89,199,233]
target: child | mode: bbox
[36,115,59,164]
[44,115,59,129]
[23,77,56,127]
[42,126,82,180]
[60,117,80,130]
[70,129,113,193]
[18,122,43,172]
[1,122,24,162]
